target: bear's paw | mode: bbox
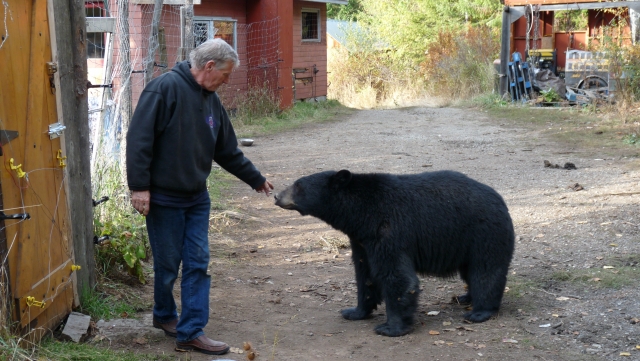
[341,307,372,320]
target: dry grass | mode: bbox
[327,47,426,109]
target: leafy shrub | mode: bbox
[92,158,148,284]
[540,88,561,103]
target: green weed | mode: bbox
[35,337,174,361]
[78,287,138,321]
[623,133,640,146]
[550,265,640,289]
[540,88,561,103]
[233,99,351,137]
[471,93,509,109]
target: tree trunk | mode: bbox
[181,1,194,62]
[144,0,164,86]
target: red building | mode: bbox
[86,0,346,111]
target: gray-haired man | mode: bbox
[127,38,273,355]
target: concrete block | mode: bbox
[61,312,91,343]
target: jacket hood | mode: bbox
[172,61,214,95]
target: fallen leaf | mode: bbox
[434,340,445,346]
[258,245,264,249]
[502,338,518,343]
[442,321,451,326]
[636,345,640,349]
[427,311,440,316]
[603,266,615,269]
[596,256,604,260]
[552,314,559,318]
[539,324,552,328]
[133,337,147,345]
[429,330,440,335]
[610,243,618,247]
[620,352,631,356]
[556,297,570,301]
[592,278,601,282]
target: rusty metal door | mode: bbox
[0,0,76,334]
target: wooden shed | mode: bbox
[498,0,640,94]
[0,0,94,339]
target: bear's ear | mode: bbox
[332,169,352,188]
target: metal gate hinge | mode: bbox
[48,123,66,139]
[46,62,58,75]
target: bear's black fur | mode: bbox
[274,170,515,337]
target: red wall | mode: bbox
[292,1,327,100]
[247,0,294,108]
[195,0,249,101]
[104,0,329,111]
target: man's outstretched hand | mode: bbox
[255,180,274,197]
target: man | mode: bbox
[126,38,273,356]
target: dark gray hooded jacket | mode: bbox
[126,61,265,197]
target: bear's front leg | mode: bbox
[373,260,419,337]
[341,242,381,320]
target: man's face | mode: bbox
[201,60,234,92]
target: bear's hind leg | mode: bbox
[341,243,381,321]
[455,265,472,305]
[463,266,508,323]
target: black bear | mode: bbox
[274,170,515,337]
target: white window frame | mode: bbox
[192,16,237,50]
[301,8,321,42]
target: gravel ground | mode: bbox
[122,106,640,361]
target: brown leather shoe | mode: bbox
[175,335,230,355]
[152,318,178,338]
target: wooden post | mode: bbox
[117,0,131,169]
[144,0,164,86]
[181,1,194,62]
[49,0,96,298]
[499,6,511,98]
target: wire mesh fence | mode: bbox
[85,1,280,170]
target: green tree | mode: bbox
[358,0,501,62]
[327,0,363,21]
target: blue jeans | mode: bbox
[146,195,211,342]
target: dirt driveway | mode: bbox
[131,106,640,360]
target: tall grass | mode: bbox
[421,25,500,99]
[327,24,499,108]
[327,46,425,109]
[232,83,282,125]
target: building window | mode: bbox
[302,9,320,41]
[193,17,237,50]
[86,2,105,58]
